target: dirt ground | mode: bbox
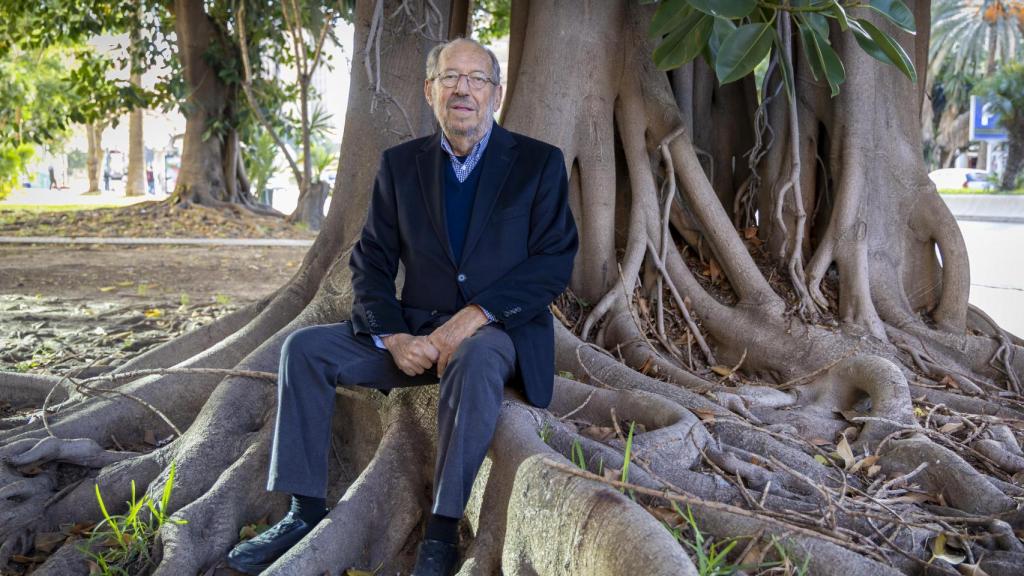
[0,243,311,374]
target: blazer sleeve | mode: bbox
[470,147,579,330]
[349,150,411,336]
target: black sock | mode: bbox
[290,494,327,524]
[425,514,460,544]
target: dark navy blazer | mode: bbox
[349,123,579,408]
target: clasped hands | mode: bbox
[381,305,489,376]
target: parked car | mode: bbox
[928,168,994,191]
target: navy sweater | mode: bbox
[444,153,484,263]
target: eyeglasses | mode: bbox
[433,72,497,90]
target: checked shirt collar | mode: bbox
[440,124,493,183]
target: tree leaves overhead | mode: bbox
[715,23,773,84]
[647,0,918,97]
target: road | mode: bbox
[960,220,1024,337]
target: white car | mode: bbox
[928,168,994,191]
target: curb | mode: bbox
[940,194,1024,225]
[0,236,314,247]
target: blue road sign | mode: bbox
[970,95,1008,142]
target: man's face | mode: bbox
[425,42,503,141]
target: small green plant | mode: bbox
[136,284,148,296]
[79,462,188,575]
[570,438,587,471]
[674,503,751,576]
[214,293,232,305]
[538,422,552,444]
[618,420,634,491]
[179,292,190,307]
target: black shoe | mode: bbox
[226,511,320,575]
[411,538,459,576]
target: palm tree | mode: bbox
[929,1,1024,167]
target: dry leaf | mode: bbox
[693,409,717,423]
[34,532,66,553]
[603,467,621,482]
[639,356,654,375]
[99,286,117,292]
[867,464,882,476]
[836,433,856,470]
[814,454,830,465]
[958,562,992,575]
[708,259,722,283]
[645,506,681,527]
[11,554,47,564]
[939,422,965,434]
[710,365,733,377]
[143,429,157,446]
[809,437,831,446]
[940,374,959,390]
[344,570,376,576]
[743,227,759,239]
[144,308,163,319]
[638,297,650,317]
[930,532,966,565]
[850,455,879,474]
[579,425,616,442]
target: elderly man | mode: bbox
[227,38,578,576]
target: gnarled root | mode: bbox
[503,454,698,576]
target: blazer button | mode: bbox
[457,273,467,283]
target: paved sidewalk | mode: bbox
[940,194,1024,224]
[0,236,313,247]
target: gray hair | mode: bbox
[426,38,501,84]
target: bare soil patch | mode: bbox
[0,243,309,374]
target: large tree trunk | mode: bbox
[2,2,1023,575]
[1002,121,1024,190]
[125,72,146,197]
[85,122,104,194]
[169,0,279,215]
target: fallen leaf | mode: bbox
[579,425,616,442]
[115,281,135,287]
[34,532,66,553]
[940,375,959,390]
[639,356,654,375]
[939,422,965,434]
[914,406,927,418]
[144,308,163,319]
[708,259,722,283]
[99,286,117,292]
[692,409,717,423]
[645,506,681,527]
[11,554,46,564]
[958,563,991,576]
[930,532,966,565]
[850,455,880,474]
[867,464,882,476]
[710,365,733,377]
[836,433,856,470]
[814,454,830,465]
[743,227,759,239]
[344,570,376,576]
[809,437,831,446]
[143,429,157,446]
[603,467,621,482]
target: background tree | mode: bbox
[975,61,1024,188]
[1,1,1023,575]
[125,0,147,197]
[929,0,1024,167]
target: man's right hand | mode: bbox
[381,333,439,376]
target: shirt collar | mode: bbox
[440,124,493,163]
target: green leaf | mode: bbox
[715,22,774,84]
[828,3,850,31]
[851,18,917,82]
[707,16,737,59]
[686,0,756,19]
[648,0,692,39]
[798,23,845,96]
[866,0,915,34]
[653,13,714,71]
[804,12,829,38]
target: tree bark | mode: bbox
[85,122,103,194]
[125,71,146,197]
[3,2,1023,575]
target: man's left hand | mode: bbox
[428,305,490,375]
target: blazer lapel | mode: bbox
[416,133,457,266]
[460,124,518,267]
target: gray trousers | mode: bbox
[267,320,515,518]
